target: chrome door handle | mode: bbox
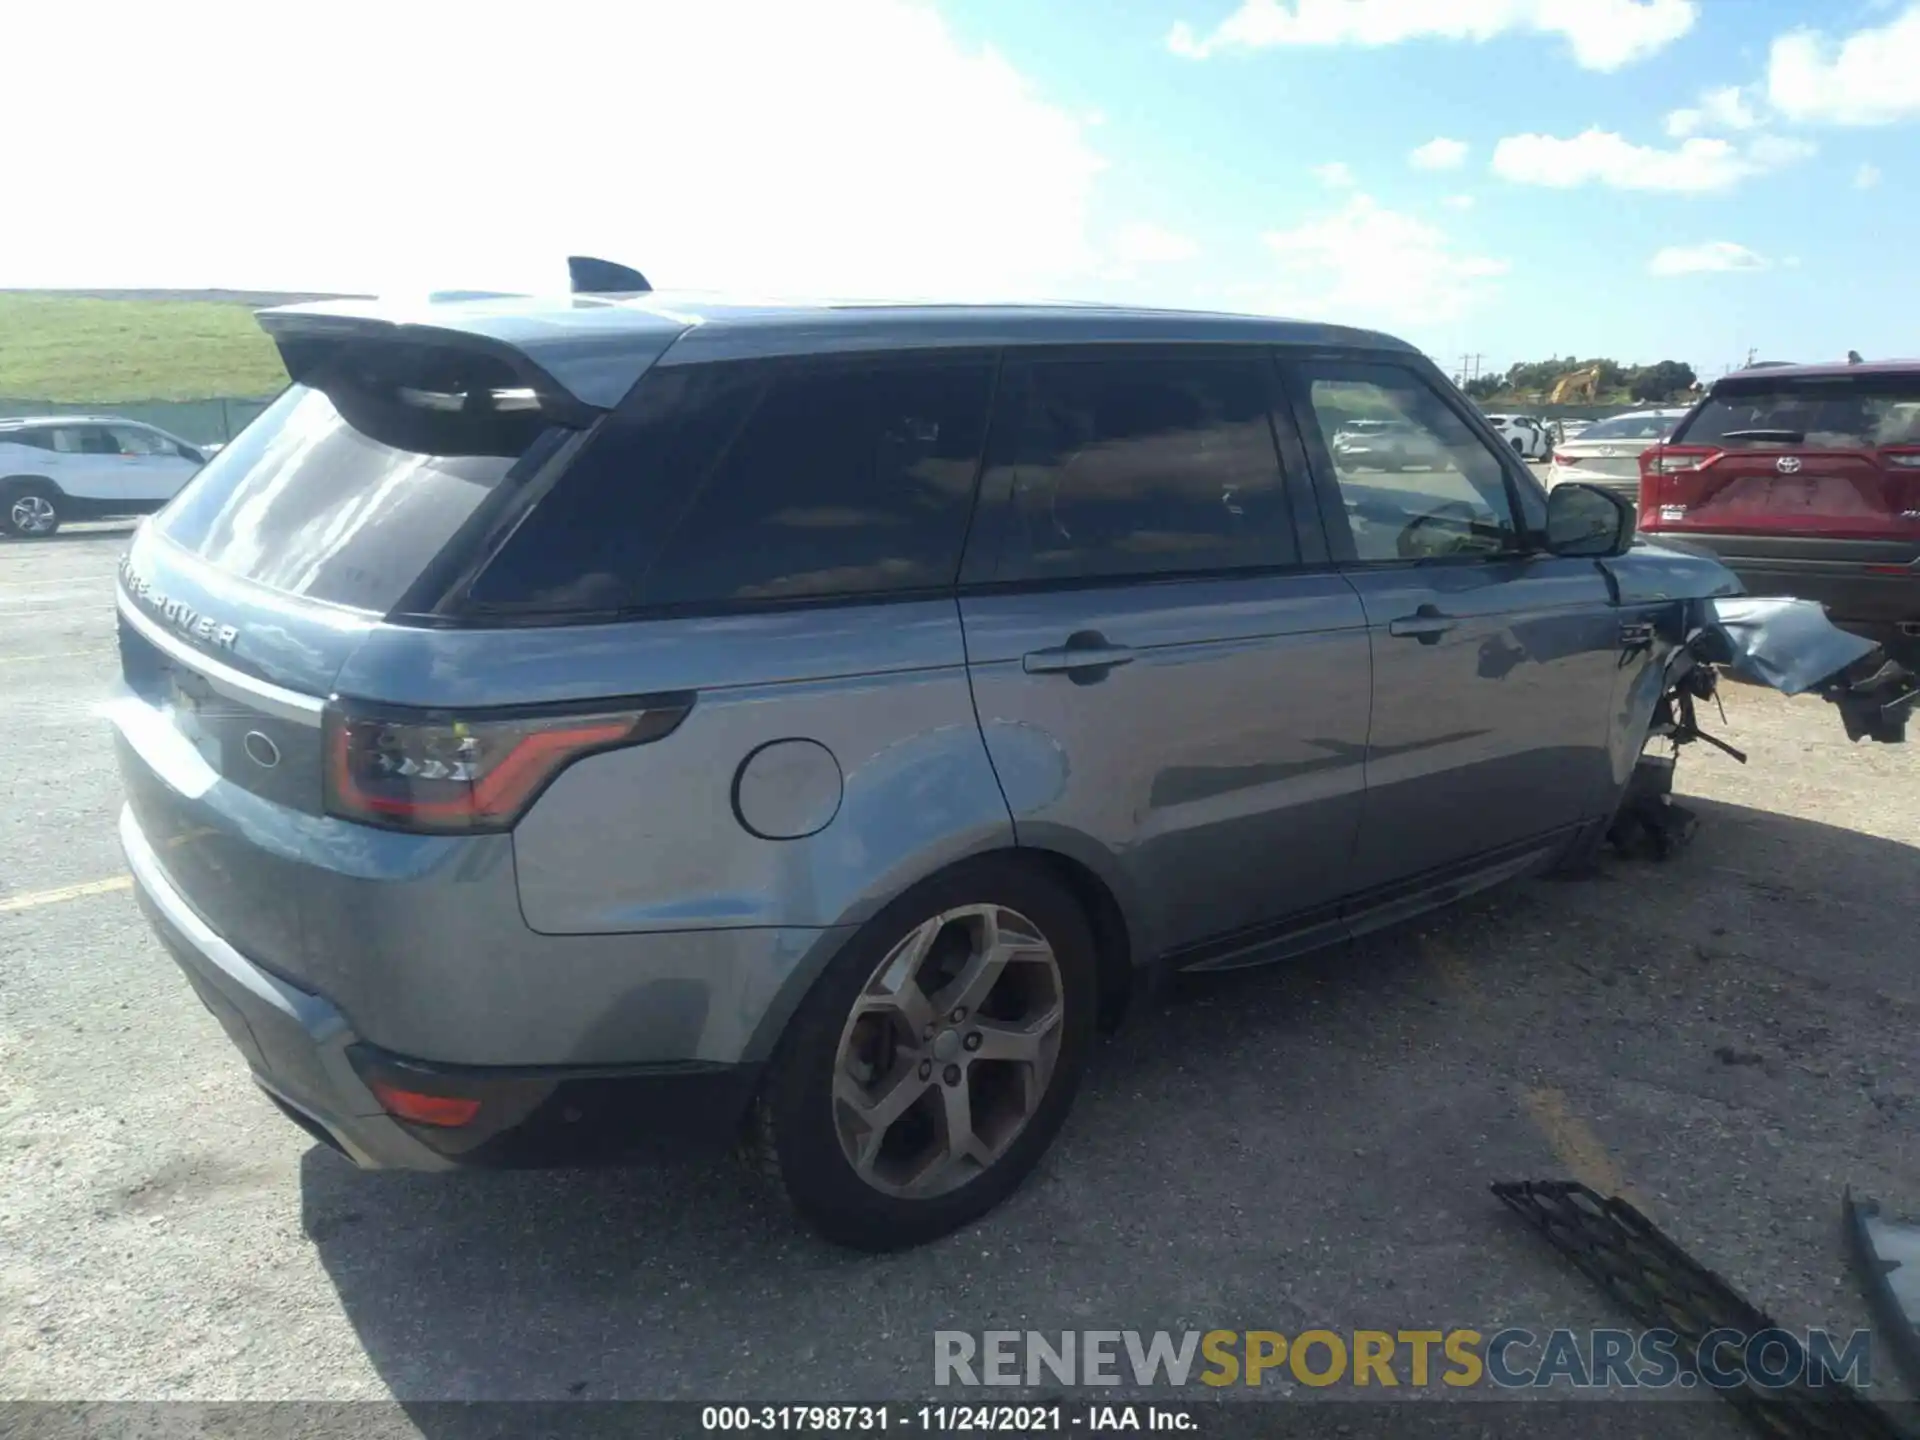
[1387,612,1457,643]
[1023,638,1137,676]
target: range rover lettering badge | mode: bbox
[119,557,241,650]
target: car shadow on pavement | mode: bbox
[300,794,1919,1408]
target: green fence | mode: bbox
[0,396,275,447]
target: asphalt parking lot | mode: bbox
[3,517,1918,1420]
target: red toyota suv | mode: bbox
[1638,361,1920,664]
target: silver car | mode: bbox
[113,290,1739,1249]
[1544,408,1692,501]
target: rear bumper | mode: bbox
[122,805,762,1169]
[1639,531,1920,647]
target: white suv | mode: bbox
[1,417,210,537]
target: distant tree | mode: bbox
[1463,374,1504,400]
[1628,360,1698,403]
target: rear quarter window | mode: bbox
[467,352,997,614]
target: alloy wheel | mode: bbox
[831,903,1065,1198]
[10,495,57,534]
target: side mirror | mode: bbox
[1545,482,1634,558]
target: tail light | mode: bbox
[1637,445,1720,527]
[1883,447,1920,470]
[1642,444,1718,476]
[323,695,691,834]
[1552,452,1578,467]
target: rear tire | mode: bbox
[746,857,1097,1251]
[2,481,63,538]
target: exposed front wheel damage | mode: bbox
[1613,597,1918,864]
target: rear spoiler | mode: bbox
[256,291,689,417]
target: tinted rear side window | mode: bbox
[985,353,1295,584]
[1,428,54,451]
[469,354,996,614]
[1679,374,1920,450]
[157,384,550,613]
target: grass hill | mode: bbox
[0,292,312,403]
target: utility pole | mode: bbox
[1456,353,1485,386]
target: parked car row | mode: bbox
[0,417,213,537]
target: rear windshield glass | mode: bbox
[156,383,551,613]
[1579,413,1682,442]
[1678,375,1920,450]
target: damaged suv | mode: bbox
[111,282,1913,1250]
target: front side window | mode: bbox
[987,353,1296,584]
[1302,363,1521,562]
[110,426,173,456]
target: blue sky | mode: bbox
[3,0,1914,380]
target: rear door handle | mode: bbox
[1387,610,1457,643]
[1023,635,1137,677]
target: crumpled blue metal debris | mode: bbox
[1691,597,1879,696]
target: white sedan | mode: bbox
[1543,408,1693,503]
[0,417,210,537]
[1482,413,1555,460]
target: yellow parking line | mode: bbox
[0,875,134,912]
[1521,1086,1640,1203]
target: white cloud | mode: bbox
[1648,242,1771,276]
[1767,4,1920,126]
[1441,194,1476,209]
[1856,162,1884,189]
[1410,137,1470,170]
[1107,223,1202,267]
[0,0,1108,297]
[1260,193,1507,328]
[1491,127,1814,192]
[1313,161,1359,188]
[1168,0,1697,70]
[1664,85,1761,137]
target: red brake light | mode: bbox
[1552,452,1578,466]
[368,1080,481,1128]
[323,697,691,834]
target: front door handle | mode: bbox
[1023,632,1137,678]
[1387,608,1457,644]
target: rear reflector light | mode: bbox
[368,1080,481,1128]
[323,696,691,834]
[1864,564,1914,575]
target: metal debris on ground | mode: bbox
[1492,1179,1907,1439]
[1846,1189,1920,1396]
